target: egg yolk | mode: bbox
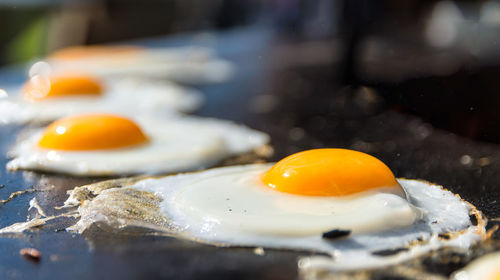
[261,148,399,196]
[38,114,148,151]
[490,269,500,280]
[24,75,103,101]
[49,45,143,61]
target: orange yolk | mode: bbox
[38,114,148,151]
[261,148,399,196]
[49,45,144,61]
[24,75,103,101]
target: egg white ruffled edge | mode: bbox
[41,164,488,272]
[298,178,488,273]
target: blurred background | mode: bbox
[2,0,500,144]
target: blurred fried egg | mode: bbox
[452,251,500,280]
[61,149,487,271]
[0,73,203,124]
[47,45,235,84]
[7,113,269,176]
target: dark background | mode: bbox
[0,0,500,279]
[2,0,500,143]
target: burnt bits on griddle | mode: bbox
[20,248,41,263]
[371,247,409,257]
[321,229,351,240]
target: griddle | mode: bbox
[0,26,499,280]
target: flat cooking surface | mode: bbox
[0,27,499,279]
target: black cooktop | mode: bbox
[0,26,499,280]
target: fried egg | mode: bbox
[6,113,270,176]
[452,251,500,280]
[60,149,486,271]
[46,45,235,84]
[0,73,203,124]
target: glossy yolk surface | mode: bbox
[49,45,144,60]
[24,75,102,100]
[261,148,399,196]
[38,114,148,151]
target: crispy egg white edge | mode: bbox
[59,163,487,272]
[0,78,204,124]
[6,116,270,176]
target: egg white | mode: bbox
[160,164,418,237]
[6,116,270,176]
[452,252,500,280]
[47,47,235,84]
[60,164,486,271]
[0,78,203,124]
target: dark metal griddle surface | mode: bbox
[0,27,499,280]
